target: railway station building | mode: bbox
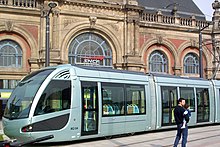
[0,0,220,100]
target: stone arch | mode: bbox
[140,38,177,74]
[178,41,211,70]
[140,37,178,64]
[144,45,175,74]
[60,22,122,65]
[0,24,38,59]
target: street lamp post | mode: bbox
[45,2,57,67]
[198,24,210,78]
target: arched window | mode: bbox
[68,33,112,67]
[0,40,22,67]
[149,51,168,73]
[184,53,199,74]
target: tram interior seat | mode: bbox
[103,104,140,115]
[103,104,120,115]
[127,104,139,114]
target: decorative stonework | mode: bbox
[190,39,197,47]
[89,16,97,28]
[63,19,80,28]
[156,36,163,44]
[5,21,14,32]
[106,23,119,31]
[61,2,124,18]
[53,9,60,17]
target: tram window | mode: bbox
[196,88,209,122]
[126,85,146,115]
[34,80,71,116]
[101,83,124,116]
[179,87,195,111]
[161,86,178,125]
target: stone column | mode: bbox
[52,9,60,51]
[212,0,220,79]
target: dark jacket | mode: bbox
[174,105,189,125]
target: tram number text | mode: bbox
[71,127,79,130]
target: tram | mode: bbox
[2,64,217,142]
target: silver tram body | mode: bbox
[2,64,216,142]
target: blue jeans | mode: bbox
[173,124,188,147]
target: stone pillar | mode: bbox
[126,17,135,55]
[212,0,220,79]
[52,9,60,51]
[50,9,61,65]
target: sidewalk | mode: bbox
[51,125,220,147]
[0,121,220,146]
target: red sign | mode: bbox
[82,56,104,60]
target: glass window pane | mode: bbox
[126,84,146,114]
[102,83,124,116]
[0,40,22,68]
[184,53,199,74]
[4,69,54,119]
[161,86,177,125]
[180,87,195,111]
[81,82,98,134]
[196,88,209,122]
[149,51,168,73]
[68,33,112,67]
[34,80,71,116]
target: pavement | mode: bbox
[48,124,220,147]
[1,121,220,146]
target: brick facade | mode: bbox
[0,0,219,80]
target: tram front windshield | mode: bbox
[4,69,55,119]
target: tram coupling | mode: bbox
[0,134,54,147]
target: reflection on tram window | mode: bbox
[180,87,195,111]
[81,82,98,134]
[34,80,71,116]
[126,85,146,114]
[196,88,209,122]
[102,83,124,116]
[161,86,178,126]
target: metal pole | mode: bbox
[45,14,50,67]
[199,27,203,78]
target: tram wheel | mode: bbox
[128,132,135,136]
[105,136,112,139]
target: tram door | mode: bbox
[81,82,99,136]
[161,86,178,126]
[196,88,210,122]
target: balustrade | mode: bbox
[162,16,175,24]
[0,0,38,8]
[141,12,210,29]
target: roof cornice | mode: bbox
[61,0,143,12]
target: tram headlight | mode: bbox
[21,125,33,132]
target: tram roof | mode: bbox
[72,65,146,76]
[148,73,210,86]
[147,72,209,81]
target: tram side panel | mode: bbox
[151,76,214,129]
[148,76,157,130]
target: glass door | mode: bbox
[81,81,98,136]
[161,86,177,126]
[196,88,209,122]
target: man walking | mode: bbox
[173,98,189,147]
